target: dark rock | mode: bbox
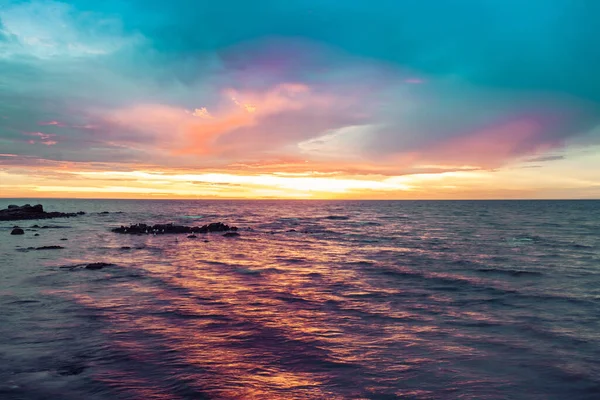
[60,238,68,241]
[223,232,240,237]
[77,211,86,215]
[203,240,209,243]
[112,222,238,235]
[100,211,110,214]
[325,215,350,220]
[35,245,64,250]
[0,204,85,221]
[85,262,113,270]
[34,233,40,236]
[187,235,197,238]
[31,225,40,228]
[120,246,131,250]
[286,229,297,232]
[10,227,24,235]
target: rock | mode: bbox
[0,204,85,221]
[223,232,240,237]
[100,211,110,214]
[325,215,350,220]
[34,233,40,236]
[35,245,64,250]
[112,222,238,235]
[85,262,113,270]
[60,238,68,241]
[120,246,131,250]
[187,235,197,238]
[31,225,40,228]
[10,227,24,235]
[286,229,297,232]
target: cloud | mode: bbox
[526,155,565,163]
[192,107,212,119]
[0,0,139,59]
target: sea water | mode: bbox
[1,199,599,399]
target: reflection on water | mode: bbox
[1,200,599,399]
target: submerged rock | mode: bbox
[34,233,40,236]
[325,215,350,220]
[10,227,24,235]
[223,232,241,237]
[112,222,238,235]
[0,204,85,221]
[85,262,113,270]
[187,234,197,238]
[35,245,64,250]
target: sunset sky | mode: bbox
[1,0,599,199]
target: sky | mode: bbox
[0,0,599,199]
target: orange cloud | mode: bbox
[103,83,338,156]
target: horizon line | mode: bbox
[1,197,598,201]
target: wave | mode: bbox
[476,268,543,277]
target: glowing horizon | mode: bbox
[1,1,599,199]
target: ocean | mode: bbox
[1,199,599,399]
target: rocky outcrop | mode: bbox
[0,204,85,221]
[35,245,64,250]
[112,222,238,235]
[10,227,24,235]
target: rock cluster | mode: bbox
[112,222,238,235]
[35,245,64,250]
[0,204,85,221]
